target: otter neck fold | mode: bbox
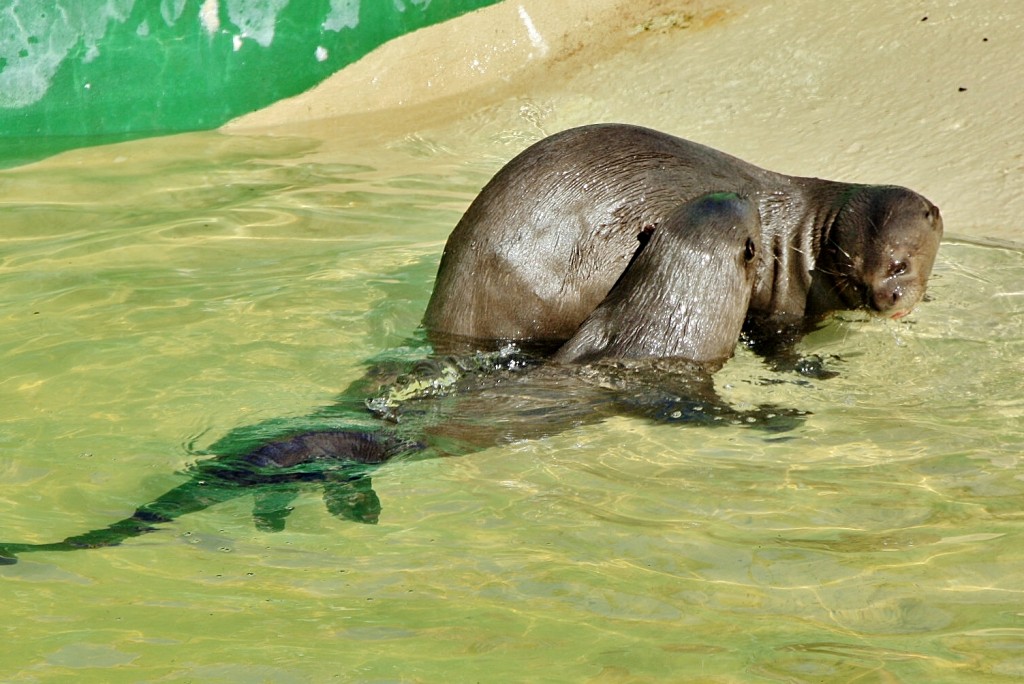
[751,177,861,323]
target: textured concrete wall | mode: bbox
[229,0,1024,244]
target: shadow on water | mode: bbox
[0,335,805,565]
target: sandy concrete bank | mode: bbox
[227,0,1023,244]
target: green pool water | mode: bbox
[1,127,1022,683]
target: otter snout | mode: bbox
[868,256,929,318]
[870,279,912,318]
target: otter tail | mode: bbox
[0,430,418,565]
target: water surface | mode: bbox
[1,129,1022,682]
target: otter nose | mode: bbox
[873,284,902,313]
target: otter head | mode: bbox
[553,192,761,367]
[820,185,943,319]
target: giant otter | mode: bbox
[423,123,943,351]
[0,193,789,565]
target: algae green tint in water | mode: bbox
[1,131,1023,682]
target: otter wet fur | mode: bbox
[0,193,798,565]
[553,193,760,366]
[423,123,943,352]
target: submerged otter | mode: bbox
[1,193,790,565]
[424,123,943,351]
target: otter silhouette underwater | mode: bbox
[0,193,771,564]
[0,126,943,565]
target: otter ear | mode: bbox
[637,224,656,246]
[744,237,757,262]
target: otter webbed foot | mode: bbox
[252,485,302,532]
[791,354,839,380]
[323,474,381,525]
[620,394,808,433]
[742,318,840,379]
[250,473,382,530]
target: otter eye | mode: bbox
[889,261,908,277]
[743,237,756,262]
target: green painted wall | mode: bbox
[0,0,502,167]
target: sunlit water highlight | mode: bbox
[1,130,1022,682]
